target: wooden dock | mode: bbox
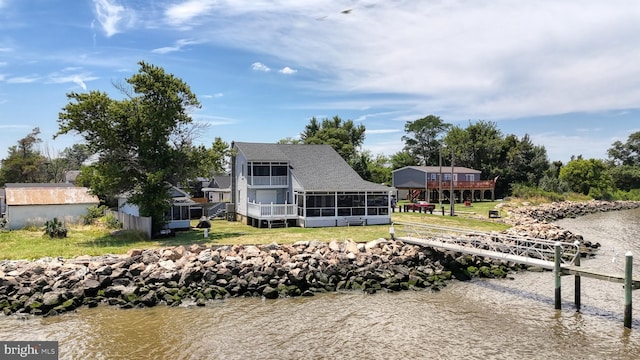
[392,221,640,329]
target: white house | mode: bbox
[117,185,195,230]
[232,142,393,228]
[4,183,100,230]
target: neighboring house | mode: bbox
[64,170,81,185]
[392,166,496,203]
[202,174,232,203]
[3,183,100,230]
[118,185,195,230]
[232,142,393,228]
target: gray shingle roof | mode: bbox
[234,142,391,192]
[392,166,481,174]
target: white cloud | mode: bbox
[164,0,217,27]
[93,0,131,37]
[202,93,224,99]
[152,39,198,54]
[367,129,402,135]
[279,66,297,75]
[167,1,640,122]
[47,70,99,90]
[251,62,270,72]
[7,76,39,84]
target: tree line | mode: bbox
[1,62,638,232]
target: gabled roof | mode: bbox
[5,186,99,206]
[212,174,231,189]
[234,142,391,192]
[392,165,481,174]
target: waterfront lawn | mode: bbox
[0,201,509,260]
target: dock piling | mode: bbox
[625,252,633,329]
[555,242,562,310]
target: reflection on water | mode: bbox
[1,208,640,359]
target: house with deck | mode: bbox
[392,166,496,203]
[232,142,393,228]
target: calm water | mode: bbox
[2,208,640,360]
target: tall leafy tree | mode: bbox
[401,115,451,166]
[300,116,365,164]
[559,158,613,198]
[608,131,640,166]
[390,151,418,170]
[56,61,201,233]
[0,128,48,184]
[445,121,503,175]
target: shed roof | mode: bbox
[5,186,99,206]
[234,142,391,192]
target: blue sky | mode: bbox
[1,0,639,163]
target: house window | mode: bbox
[306,193,335,217]
[272,165,287,176]
[444,174,451,181]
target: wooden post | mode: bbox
[555,242,562,310]
[624,251,633,329]
[574,241,581,310]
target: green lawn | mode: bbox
[0,201,509,260]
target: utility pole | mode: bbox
[450,149,455,216]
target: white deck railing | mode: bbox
[247,202,298,218]
[249,176,288,186]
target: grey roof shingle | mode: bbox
[392,166,481,174]
[234,142,391,192]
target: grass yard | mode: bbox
[0,201,509,260]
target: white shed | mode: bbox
[4,184,100,230]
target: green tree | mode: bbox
[60,143,92,169]
[444,120,504,178]
[277,137,301,144]
[56,61,201,234]
[559,158,613,198]
[369,153,392,185]
[401,115,451,166]
[608,131,640,166]
[390,151,418,170]
[606,165,640,192]
[300,116,365,164]
[489,134,549,198]
[0,128,48,185]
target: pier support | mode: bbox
[555,242,562,310]
[574,241,581,310]
[625,252,633,329]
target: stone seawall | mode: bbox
[499,200,640,251]
[0,239,520,317]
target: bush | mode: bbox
[0,218,7,231]
[104,212,122,229]
[82,205,108,225]
[44,218,68,238]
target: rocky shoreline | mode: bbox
[500,200,640,253]
[0,239,522,317]
[2,200,639,317]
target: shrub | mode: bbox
[104,212,122,229]
[0,218,7,231]
[44,218,68,238]
[82,205,108,225]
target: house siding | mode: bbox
[6,204,95,230]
